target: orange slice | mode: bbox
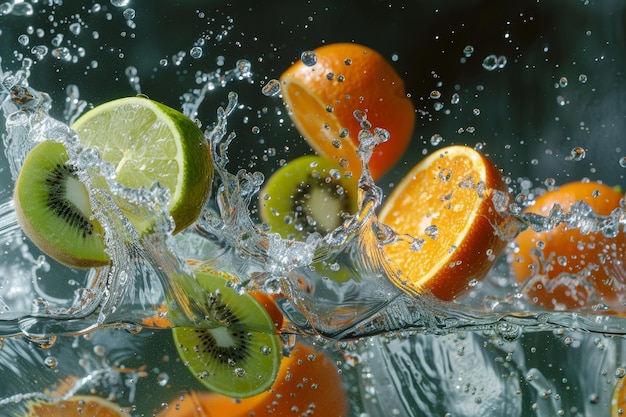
[280,42,415,180]
[379,145,510,300]
[23,395,130,417]
[157,341,349,417]
[512,181,626,310]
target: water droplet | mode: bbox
[233,368,246,377]
[482,54,498,71]
[424,225,438,240]
[439,167,452,181]
[579,74,588,84]
[617,368,626,378]
[473,108,480,116]
[556,95,566,106]
[559,77,568,87]
[451,93,460,104]
[570,147,586,161]
[18,34,29,46]
[326,72,335,81]
[463,45,474,57]
[190,46,203,59]
[44,356,58,369]
[260,345,272,355]
[31,45,49,59]
[344,58,352,66]
[122,8,136,20]
[430,90,441,99]
[110,0,130,7]
[430,134,443,146]
[301,50,317,67]
[497,55,507,68]
[69,22,81,35]
[619,156,626,168]
[262,79,281,96]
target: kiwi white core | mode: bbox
[209,326,236,348]
[308,185,342,231]
[65,176,92,218]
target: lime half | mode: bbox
[72,96,213,234]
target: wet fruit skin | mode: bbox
[512,181,626,310]
[280,42,415,181]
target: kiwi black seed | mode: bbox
[13,140,110,268]
[172,269,282,398]
[259,155,358,240]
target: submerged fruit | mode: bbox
[172,269,282,398]
[158,341,349,417]
[72,96,213,234]
[379,145,510,301]
[259,155,358,240]
[13,140,109,268]
[280,43,415,180]
[512,181,626,310]
[23,395,130,417]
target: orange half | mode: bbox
[280,43,415,180]
[379,145,510,300]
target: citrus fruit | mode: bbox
[612,376,626,416]
[378,145,510,301]
[157,341,349,417]
[23,395,130,417]
[511,181,626,310]
[280,43,415,180]
[72,96,213,234]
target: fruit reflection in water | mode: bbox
[512,181,626,310]
[22,395,130,417]
[280,42,415,180]
[379,145,510,301]
[158,341,349,417]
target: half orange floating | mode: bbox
[379,145,510,301]
[280,42,415,180]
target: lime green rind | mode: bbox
[172,270,282,398]
[72,96,213,235]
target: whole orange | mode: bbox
[280,42,415,180]
[512,181,626,310]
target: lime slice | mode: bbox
[72,96,213,234]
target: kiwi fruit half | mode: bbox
[259,155,358,240]
[13,140,109,268]
[172,269,282,398]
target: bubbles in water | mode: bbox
[261,79,281,97]
[69,22,82,35]
[190,46,203,59]
[111,0,130,7]
[17,34,29,46]
[430,90,441,99]
[579,74,588,83]
[482,54,498,71]
[559,77,568,87]
[463,45,475,57]
[451,93,460,105]
[123,8,136,20]
[301,50,317,67]
[430,134,443,146]
[44,356,58,369]
[570,147,586,161]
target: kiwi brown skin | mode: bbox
[259,155,358,240]
[13,140,110,268]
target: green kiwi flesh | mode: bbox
[13,140,109,268]
[172,270,282,398]
[259,155,358,240]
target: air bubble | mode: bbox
[559,77,568,87]
[463,45,474,57]
[261,79,281,96]
[190,46,203,59]
[123,8,136,20]
[44,356,58,369]
[424,225,438,240]
[473,108,480,116]
[69,22,81,35]
[17,34,29,46]
[110,0,130,7]
[430,90,441,99]
[619,157,626,168]
[482,54,498,71]
[570,147,586,161]
[326,72,335,81]
[301,50,317,67]
[579,74,588,84]
[234,368,246,377]
[451,93,460,104]
[430,134,443,146]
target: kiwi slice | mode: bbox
[13,140,109,268]
[172,269,282,398]
[259,155,358,240]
